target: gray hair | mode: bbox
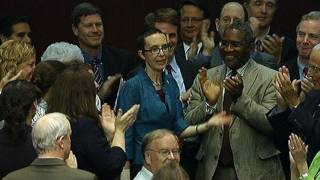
[32,112,71,153]
[41,42,84,63]
[297,11,320,32]
[141,129,178,159]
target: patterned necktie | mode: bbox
[92,59,103,86]
[255,39,264,52]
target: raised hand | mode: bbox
[262,34,284,64]
[115,104,140,132]
[201,19,214,55]
[0,70,22,90]
[288,133,308,176]
[98,74,122,100]
[198,67,220,105]
[275,67,300,108]
[223,73,244,101]
[206,111,232,127]
[100,104,116,140]
[187,36,199,61]
[65,150,78,169]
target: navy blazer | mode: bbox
[268,90,320,164]
[71,116,127,180]
[117,68,188,165]
[0,126,37,179]
[98,44,138,107]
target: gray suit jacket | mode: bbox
[210,47,278,70]
[4,158,97,180]
[185,60,285,180]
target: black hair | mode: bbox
[71,2,103,27]
[0,15,30,37]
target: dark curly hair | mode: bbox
[0,80,41,144]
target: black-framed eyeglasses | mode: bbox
[219,40,243,48]
[147,148,181,157]
[144,44,171,55]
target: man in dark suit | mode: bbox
[4,113,96,180]
[282,11,320,81]
[71,2,137,107]
[244,0,298,65]
[268,44,320,178]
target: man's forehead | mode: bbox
[12,22,30,33]
[310,49,320,65]
[80,14,102,22]
[250,0,277,4]
[149,134,178,148]
[221,3,245,19]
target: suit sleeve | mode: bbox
[185,73,211,125]
[231,75,276,136]
[116,81,139,161]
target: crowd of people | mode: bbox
[0,0,320,180]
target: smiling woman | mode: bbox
[0,40,36,84]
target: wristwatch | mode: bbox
[299,173,308,180]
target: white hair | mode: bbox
[32,112,71,153]
[41,42,84,63]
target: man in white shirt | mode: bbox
[134,129,181,180]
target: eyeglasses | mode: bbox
[219,40,243,48]
[308,64,320,73]
[180,17,203,24]
[147,148,181,157]
[221,17,242,24]
[144,44,171,55]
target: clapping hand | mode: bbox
[201,19,214,56]
[288,133,309,176]
[262,34,284,64]
[115,104,140,132]
[206,111,232,127]
[198,67,220,105]
[223,73,243,101]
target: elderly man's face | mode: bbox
[145,134,180,173]
[73,14,104,49]
[246,0,276,29]
[216,3,245,36]
[296,20,320,60]
[179,5,204,44]
[307,49,320,90]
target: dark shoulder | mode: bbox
[102,44,131,57]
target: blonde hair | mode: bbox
[0,40,35,79]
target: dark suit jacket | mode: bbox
[95,44,138,107]
[0,126,37,179]
[71,116,127,180]
[174,42,211,90]
[282,57,300,81]
[268,90,320,165]
[209,46,279,70]
[3,158,96,180]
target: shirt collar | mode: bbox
[183,42,203,57]
[138,166,153,179]
[82,50,102,64]
[225,59,252,77]
[297,56,306,79]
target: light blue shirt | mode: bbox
[297,57,306,80]
[165,56,186,96]
[134,166,153,180]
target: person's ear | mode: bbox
[72,25,79,36]
[145,151,151,165]
[57,136,65,149]
[215,18,220,32]
[138,50,146,61]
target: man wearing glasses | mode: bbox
[134,129,180,180]
[185,21,284,180]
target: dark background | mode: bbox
[1,0,319,59]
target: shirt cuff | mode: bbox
[205,101,216,115]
